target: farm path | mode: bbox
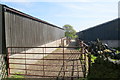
[26,41,84,80]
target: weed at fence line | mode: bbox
[116,50,120,54]
[91,55,97,63]
[78,78,87,80]
[4,72,25,80]
[113,47,120,51]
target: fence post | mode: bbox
[43,47,45,76]
[24,48,27,76]
[79,40,89,78]
[83,48,86,78]
[88,53,91,76]
[7,48,10,77]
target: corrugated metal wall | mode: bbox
[1,4,64,78]
[5,10,64,48]
[77,18,119,42]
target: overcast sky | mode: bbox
[0,0,119,32]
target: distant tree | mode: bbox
[63,24,77,39]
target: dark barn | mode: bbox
[77,18,120,48]
[0,4,65,78]
[0,4,65,54]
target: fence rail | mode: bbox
[6,38,91,80]
[7,45,89,79]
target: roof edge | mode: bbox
[0,4,64,30]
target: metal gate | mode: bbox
[7,45,89,80]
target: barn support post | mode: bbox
[7,48,10,77]
[0,4,2,79]
[88,53,91,77]
[0,4,7,79]
[0,5,2,54]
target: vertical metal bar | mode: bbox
[63,39,65,79]
[71,61,74,80]
[83,48,85,78]
[44,47,46,76]
[80,40,85,78]
[84,50,86,78]
[61,38,62,46]
[43,48,45,76]
[77,60,79,79]
[45,45,46,54]
[25,49,27,75]
[7,48,10,76]
[82,45,86,78]
[88,53,91,76]
[77,50,80,78]
[25,48,27,75]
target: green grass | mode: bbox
[113,47,120,51]
[112,47,120,54]
[76,48,81,50]
[91,55,97,63]
[10,75,24,78]
[5,72,25,80]
[78,78,87,80]
[116,50,120,54]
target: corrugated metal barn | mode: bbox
[0,4,64,54]
[0,4,65,78]
[77,18,120,47]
